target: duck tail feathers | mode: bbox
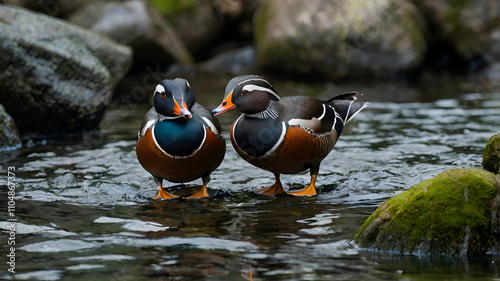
[327,92,368,123]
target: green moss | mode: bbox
[150,0,198,17]
[483,133,500,174]
[356,169,499,255]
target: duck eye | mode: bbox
[241,90,249,95]
[160,92,166,98]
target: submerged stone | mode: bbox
[355,169,500,256]
[483,133,500,174]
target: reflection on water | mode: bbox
[1,78,500,280]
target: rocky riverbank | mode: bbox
[1,0,499,147]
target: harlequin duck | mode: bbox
[136,78,225,200]
[212,75,366,196]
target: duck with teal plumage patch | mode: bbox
[136,78,225,200]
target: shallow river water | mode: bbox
[1,76,500,280]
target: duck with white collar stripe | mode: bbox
[212,75,367,196]
[136,78,225,200]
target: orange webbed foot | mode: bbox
[286,174,318,197]
[153,184,179,201]
[255,173,285,195]
[185,184,209,200]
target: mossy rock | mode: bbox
[483,133,500,174]
[355,169,500,256]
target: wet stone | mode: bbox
[20,239,99,253]
[50,173,78,189]
[483,133,500,174]
[93,216,171,232]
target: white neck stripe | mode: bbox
[317,104,327,120]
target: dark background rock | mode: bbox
[0,5,132,139]
[168,46,257,76]
[67,0,193,68]
[156,0,258,60]
[414,0,500,62]
[199,46,257,74]
[160,0,225,61]
[486,30,500,64]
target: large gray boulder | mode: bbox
[254,0,427,79]
[67,0,193,66]
[0,5,132,139]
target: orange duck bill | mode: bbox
[173,98,192,119]
[212,91,236,116]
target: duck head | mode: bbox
[212,75,280,116]
[154,78,195,119]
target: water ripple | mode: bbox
[5,91,500,280]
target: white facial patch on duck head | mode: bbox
[155,84,166,94]
[241,84,281,100]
